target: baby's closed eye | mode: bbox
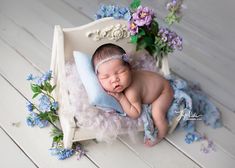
[99,75,109,79]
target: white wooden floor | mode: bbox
[0,0,235,167]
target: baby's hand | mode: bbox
[107,91,124,102]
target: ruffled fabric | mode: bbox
[141,75,222,144]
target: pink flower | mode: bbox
[132,6,154,26]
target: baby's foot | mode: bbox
[144,138,159,147]
[144,137,163,147]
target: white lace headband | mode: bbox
[95,54,128,74]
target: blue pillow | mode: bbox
[73,51,125,116]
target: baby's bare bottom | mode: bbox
[146,87,173,146]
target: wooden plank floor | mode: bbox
[0,0,234,167]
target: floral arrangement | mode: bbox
[95,0,184,67]
[26,71,85,160]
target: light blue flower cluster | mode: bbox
[49,142,86,160]
[26,102,49,128]
[50,147,75,160]
[27,70,52,86]
[95,4,131,20]
[38,95,51,112]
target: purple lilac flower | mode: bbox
[132,6,154,26]
[75,144,86,160]
[38,95,51,112]
[26,101,34,112]
[166,0,182,11]
[158,27,183,51]
[127,20,139,35]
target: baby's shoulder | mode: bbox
[133,70,163,81]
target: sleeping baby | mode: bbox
[91,43,174,146]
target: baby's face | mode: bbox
[97,59,132,93]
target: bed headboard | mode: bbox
[62,17,135,61]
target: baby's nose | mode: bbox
[111,75,120,83]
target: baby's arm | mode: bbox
[108,91,141,119]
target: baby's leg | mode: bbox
[145,87,173,146]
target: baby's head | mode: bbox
[92,43,132,93]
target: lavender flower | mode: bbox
[132,6,154,26]
[128,20,139,35]
[158,27,183,51]
[166,0,178,11]
[38,95,51,112]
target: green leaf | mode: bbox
[150,20,159,35]
[32,92,40,99]
[50,85,56,93]
[130,0,141,10]
[138,28,146,36]
[30,84,39,93]
[130,35,138,43]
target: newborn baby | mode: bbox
[92,43,174,146]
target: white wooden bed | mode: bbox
[50,17,173,148]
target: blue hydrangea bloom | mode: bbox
[39,95,51,112]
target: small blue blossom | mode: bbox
[185,132,202,144]
[39,95,51,112]
[51,101,59,110]
[34,77,44,86]
[34,116,49,128]
[26,74,34,81]
[26,117,35,127]
[26,101,34,112]
[26,112,49,128]
[41,70,52,82]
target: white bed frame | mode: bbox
[50,17,173,148]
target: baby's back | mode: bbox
[131,70,166,104]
